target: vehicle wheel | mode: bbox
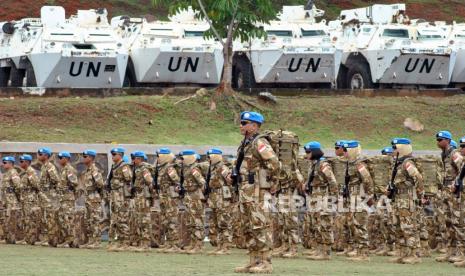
[25,63,37,87]
[346,62,374,90]
[10,64,25,87]
[0,67,10,87]
[233,57,254,90]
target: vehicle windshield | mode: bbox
[301,29,327,37]
[382,29,409,38]
[417,30,443,40]
[184,31,205,37]
[267,30,293,37]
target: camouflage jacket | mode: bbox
[307,159,338,196]
[109,161,132,190]
[157,163,180,198]
[346,159,374,199]
[181,163,206,194]
[58,163,79,200]
[82,162,104,197]
[19,166,39,203]
[133,163,153,194]
[39,160,60,191]
[1,168,21,204]
[393,156,424,208]
[441,146,463,185]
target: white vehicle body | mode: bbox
[447,23,465,86]
[0,6,128,88]
[233,5,342,88]
[113,7,223,85]
[331,4,455,89]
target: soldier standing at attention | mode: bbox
[17,154,40,245]
[435,131,464,263]
[107,147,133,252]
[80,150,104,249]
[1,156,21,244]
[37,147,61,247]
[233,111,280,274]
[454,136,465,268]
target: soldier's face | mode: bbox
[134,158,142,166]
[335,147,344,157]
[436,138,449,149]
[19,160,29,169]
[37,153,47,162]
[58,157,68,166]
[112,153,122,163]
[2,161,12,169]
[82,155,92,165]
[240,120,258,135]
[305,151,312,160]
[460,145,465,156]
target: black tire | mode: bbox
[123,59,137,87]
[346,62,374,90]
[10,64,25,87]
[233,57,255,90]
[0,67,10,87]
[25,63,37,87]
[336,65,348,89]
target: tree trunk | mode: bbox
[218,42,234,94]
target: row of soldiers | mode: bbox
[1,112,465,274]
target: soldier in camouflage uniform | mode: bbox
[107,147,133,252]
[453,136,465,268]
[388,138,424,264]
[342,141,374,262]
[37,147,61,247]
[1,156,21,244]
[233,111,280,274]
[435,131,464,263]
[17,155,40,245]
[130,151,153,252]
[205,148,234,255]
[80,150,104,249]
[56,152,79,248]
[303,142,338,261]
[178,149,206,254]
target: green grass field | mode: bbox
[0,243,463,275]
[0,93,464,150]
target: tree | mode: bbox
[152,0,277,93]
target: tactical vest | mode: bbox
[442,147,461,183]
[83,163,103,192]
[58,164,77,194]
[310,160,333,195]
[393,158,417,195]
[415,155,442,196]
[366,155,393,196]
[39,161,59,190]
[182,164,203,193]
[110,162,131,190]
[328,156,348,190]
[346,159,369,196]
[20,167,39,202]
[157,164,178,195]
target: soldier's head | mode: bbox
[180,150,197,166]
[157,148,175,165]
[436,131,452,150]
[391,138,412,158]
[304,141,324,160]
[58,151,71,166]
[110,147,125,163]
[19,154,33,169]
[343,140,360,161]
[82,150,97,166]
[207,148,223,164]
[37,147,52,162]
[334,140,346,157]
[132,151,145,166]
[460,137,465,156]
[381,147,393,156]
[239,111,264,136]
[451,140,458,150]
[2,156,15,169]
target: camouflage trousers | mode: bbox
[85,196,102,245]
[346,211,369,250]
[160,196,180,247]
[451,196,465,248]
[0,206,5,241]
[416,206,429,246]
[333,213,346,250]
[5,196,20,243]
[58,198,75,245]
[433,195,448,247]
[209,201,233,247]
[394,207,418,249]
[131,194,152,246]
[440,190,455,247]
[371,197,396,248]
[311,211,334,245]
[302,211,316,249]
[22,202,41,244]
[271,209,283,249]
[277,190,300,246]
[39,191,60,246]
[231,201,246,249]
[183,192,205,243]
[109,190,131,245]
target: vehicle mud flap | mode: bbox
[233,57,255,90]
[346,62,374,89]
[0,67,10,87]
[10,64,25,87]
[25,63,37,87]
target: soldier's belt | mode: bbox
[22,188,38,193]
[41,187,56,192]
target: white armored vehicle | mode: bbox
[112,7,223,86]
[447,23,465,88]
[331,4,456,89]
[233,4,342,89]
[0,6,128,88]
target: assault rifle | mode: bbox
[387,153,400,201]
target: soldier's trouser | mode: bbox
[109,190,131,244]
[278,190,299,246]
[395,208,418,249]
[441,191,455,247]
[133,194,151,245]
[315,212,334,245]
[210,201,234,246]
[85,199,102,244]
[0,207,5,240]
[302,212,315,249]
[434,196,447,246]
[6,204,20,243]
[240,190,272,252]
[160,196,180,245]
[452,196,465,248]
[184,194,205,243]
[58,199,75,244]
[23,203,41,244]
[231,201,245,248]
[347,211,369,249]
[417,206,429,245]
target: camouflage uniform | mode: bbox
[234,134,280,273]
[19,166,40,245]
[1,167,21,243]
[391,157,424,264]
[57,163,78,247]
[306,158,338,260]
[206,161,233,254]
[108,160,133,250]
[38,160,61,246]
[181,163,206,253]
[82,162,104,248]
[131,162,153,250]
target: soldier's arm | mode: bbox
[11,172,21,190]
[142,167,153,186]
[256,138,281,176]
[48,164,61,185]
[357,162,374,198]
[221,165,232,186]
[192,167,206,187]
[452,151,464,174]
[28,170,40,190]
[67,168,79,189]
[321,162,338,196]
[405,160,424,196]
[121,164,133,182]
[167,167,181,186]
[92,168,105,189]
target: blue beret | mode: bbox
[451,140,458,149]
[335,140,347,147]
[38,147,52,156]
[157,148,171,155]
[381,147,394,155]
[207,148,223,155]
[180,149,196,156]
[122,155,130,163]
[304,141,321,151]
[20,154,33,161]
[391,138,411,145]
[58,151,71,158]
[111,147,125,155]
[143,153,148,161]
[240,111,264,124]
[2,156,15,163]
[460,136,465,145]
[195,154,201,160]
[132,151,145,158]
[436,131,452,140]
[343,140,359,149]
[83,150,97,157]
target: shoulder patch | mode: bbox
[192,168,201,177]
[122,166,129,172]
